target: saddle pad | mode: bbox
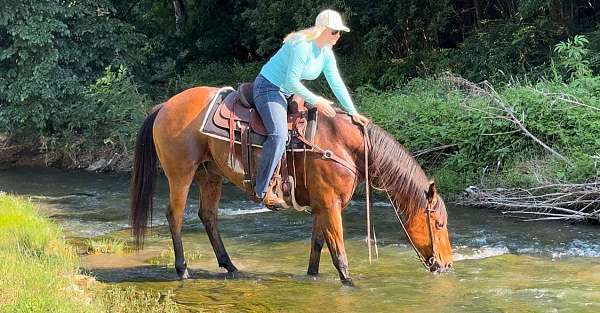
[200,88,266,147]
[200,87,311,150]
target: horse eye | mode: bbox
[435,220,445,229]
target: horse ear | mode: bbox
[426,181,437,203]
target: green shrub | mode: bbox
[356,76,600,194]
[553,35,593,81]
[77,66,150,150]
[47,65,150,168]
[0,0,145,139]
[451,20,565,84]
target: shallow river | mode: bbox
[1,167,599,312]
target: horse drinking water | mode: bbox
[130,86,453,286]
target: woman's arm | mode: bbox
[323,48,357,115]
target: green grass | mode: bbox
[0,192,82,312]
[0,193,180,312]
[84,237,127,255]
[92,286,179,313]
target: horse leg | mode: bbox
[165,175,195,280]
[196,167,238,273]
[321,208,353,286]
[307,214,325,277]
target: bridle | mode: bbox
[386,190,440,271]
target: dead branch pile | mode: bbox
[438,73,600,222]
[458,183,600,223]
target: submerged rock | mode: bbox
[87,158,109,172]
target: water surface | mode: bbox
[1,167,598,312]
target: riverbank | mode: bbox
[0,193,180,312]
[5,75,599,181]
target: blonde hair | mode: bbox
[283,26,327,43]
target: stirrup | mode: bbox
[263,175,289,210]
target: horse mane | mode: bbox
[365,123,430,220]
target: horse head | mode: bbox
[404,181,453,272]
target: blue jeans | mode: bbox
[253,74,290,198]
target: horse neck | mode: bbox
[317,117,430,218]
[319,112,367,171]
[364,125,429,220]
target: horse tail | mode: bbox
[130,103,163,249]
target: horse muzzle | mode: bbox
[428,258,453,273]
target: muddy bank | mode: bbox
[0,135,48,168]
[0,134,132,172]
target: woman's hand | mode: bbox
[314,97,336,118]
[351,113,370,126]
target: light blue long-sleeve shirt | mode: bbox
[259,39,357,115]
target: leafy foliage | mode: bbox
[356,77,600,193]
[0,0,145,138]
[451,20,565,83]
[553,35,592,81]
[3,0,600,189]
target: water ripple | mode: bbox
[453,245,510,261]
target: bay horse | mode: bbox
[130,86,453,286]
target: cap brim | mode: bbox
[333,25,350,32]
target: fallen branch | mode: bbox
[412,144,458,157]
[459,182,600,223]
[440,73,570,163]
[529,88,600,112]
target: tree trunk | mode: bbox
[473,0,481,28]
[173,0,188,32]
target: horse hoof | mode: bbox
[220,263,238,273]
[341,278,354,287]
[178,269,190,280]
[226,270,240,279]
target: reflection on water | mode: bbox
[1,167,599,312]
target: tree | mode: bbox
[0,0,144,137]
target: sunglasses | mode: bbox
[331,30,341,36]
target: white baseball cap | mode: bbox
[315,9,350,32]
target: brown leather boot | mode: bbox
[262,191,287,210]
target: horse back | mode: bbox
[153,87,218,135]
[152,86,220,166]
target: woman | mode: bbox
[253,9,369,207]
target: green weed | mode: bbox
[84,237,128,255]
[0,194,182,312]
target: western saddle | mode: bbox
[212,82,318,210]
